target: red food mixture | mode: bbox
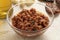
[12,8,49,32]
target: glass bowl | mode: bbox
[7,2,54,37]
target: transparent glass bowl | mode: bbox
[7,2,54,37]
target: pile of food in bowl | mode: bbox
[7,0,54,37]
[11,8,49,37]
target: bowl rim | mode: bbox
[7,2,54,32]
